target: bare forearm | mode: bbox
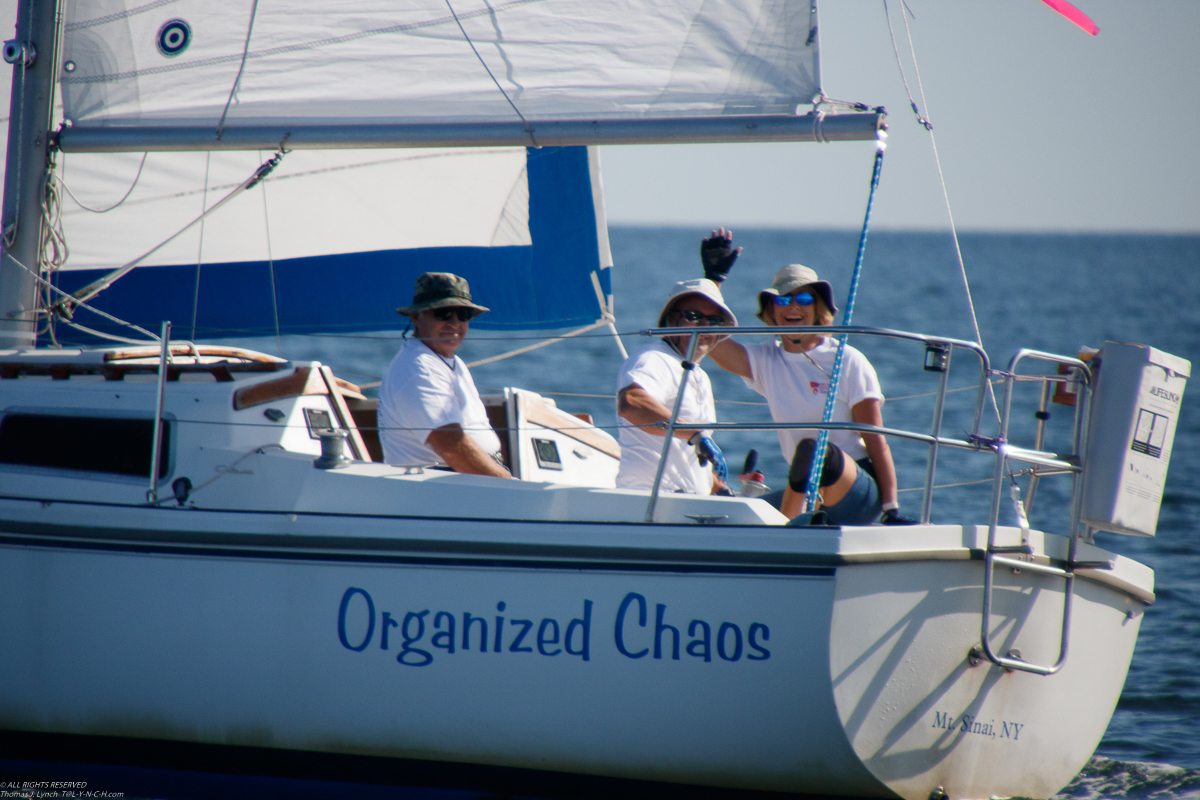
[851,398,898,507]
[707,339,752,379]
[427,426,511,478]
[862,434,897,505]
[617,385,699,439]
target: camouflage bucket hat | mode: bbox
[396,272,489,318]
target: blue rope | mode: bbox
[805,145,885,512]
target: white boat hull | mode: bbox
[0,501,1148,799]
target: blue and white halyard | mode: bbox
[0,0,1186,798]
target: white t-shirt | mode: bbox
[742,338,884,463]
[615,340,716,495]
[378,339,501,466]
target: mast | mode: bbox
[0,0,60,348]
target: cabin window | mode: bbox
[0,413,171,479]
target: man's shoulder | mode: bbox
[623,340,675,367]
[384,341,454,390]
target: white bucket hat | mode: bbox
[657,279,739,330]
[756,264,837,324]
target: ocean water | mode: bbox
[239,228,1200,796]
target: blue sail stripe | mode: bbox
[52,146,606,341]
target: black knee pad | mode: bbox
[788,438,845,492]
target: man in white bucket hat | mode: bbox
[614,278,737,495]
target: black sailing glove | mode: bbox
[881,507,919,525]
[700,228,741,284]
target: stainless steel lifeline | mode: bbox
[646,325,1101,676]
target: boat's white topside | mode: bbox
[0,345,1159,800]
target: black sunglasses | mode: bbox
[671,309,727,326]
[431,307,474,322]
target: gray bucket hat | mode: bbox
[657,279,738,329]
[396,272,489,318]
[756,264,837,324]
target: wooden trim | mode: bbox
[233,367,367,411]
[105,345,287,364]
[233,367,327,410]
[0,360,278,381]
[320,365,370,462]
[518,393,621,460]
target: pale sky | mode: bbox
[599,1,1200,233]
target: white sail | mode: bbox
[62,0,821,129]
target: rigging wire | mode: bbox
[215,0,261,140]
[57,152,148,213]
[882,0,999,423]
[191,151,211,342]
[258,153,284,357]
[38,155,68,347]
[3,251,161,342]
[443,0,538,148]
[51,151,284,316]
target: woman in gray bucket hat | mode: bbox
[702,231,914,525]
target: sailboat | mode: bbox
[0,0,1188,797]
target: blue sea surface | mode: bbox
[236,228,1200,796]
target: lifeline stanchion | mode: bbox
[804,143,885,513]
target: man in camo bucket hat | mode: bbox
[378,272,510,478]
[395,272,490,318]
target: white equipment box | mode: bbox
[1080,341,1190,536]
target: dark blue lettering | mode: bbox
[463,613,488,652]
[380,611,399,650]
[565,600,592,661]
[747,623,770,660]
[538,618,562,656]
[508,619,533,652]
[494,617,505,652]
[654,604,680,660]
[337,587,375,652]
[432,611,456,653]
[717,622,743,662]
[398,610,432,666]
[686,620,711,662]
[615,592,649,659]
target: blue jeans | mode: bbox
[819,461,882,525]
[781,457,882,526]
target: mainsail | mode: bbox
[61,0,822,129]
[2,0,879,343]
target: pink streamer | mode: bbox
[1039,0,1100,36]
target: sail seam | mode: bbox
[59,150,518,212]
[65,0,181,31]
[63,0,546,86]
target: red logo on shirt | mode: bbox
[810,381,828,395]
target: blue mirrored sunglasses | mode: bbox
[774,292,815,307]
